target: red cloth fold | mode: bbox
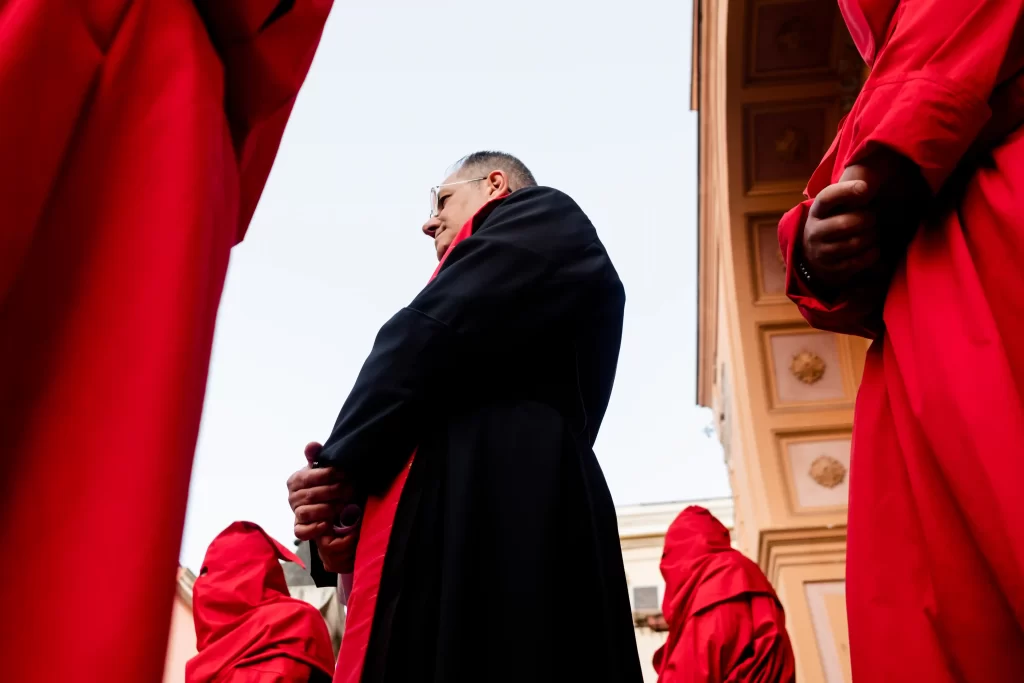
[0,3,330,682]
[838,0,897,67]
[187,522,335,683]
[653,507,795,683]
[778,1,1024,680]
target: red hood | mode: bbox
[654,510,795,681]
[187,521,335,682]
[654,507,786,678]
[658,506,780,632]
[839,0,898,66]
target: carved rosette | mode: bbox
[774,126,807,163]
[775,18,806,55]
[790,349,826,384]
[809,455,847,488]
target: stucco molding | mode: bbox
[757,524,848,585]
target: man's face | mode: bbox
[422,169,508,261]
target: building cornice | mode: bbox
[690,0,701,111]
[694,0,722,408]
[617,497,733,540]
[758,525,848,585]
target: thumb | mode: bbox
[304,441,323,466]
[810,180,871,218]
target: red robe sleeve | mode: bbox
[843,0,1024,195]
[780,0,1024,337]
[779,199,885,339]
[196,0,333,241]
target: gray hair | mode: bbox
[450,151,537,191]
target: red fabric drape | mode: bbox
[0,3,330,682]
[332,195,508,683]
[837,0,897,67]
[187,522,335,683]
[779,0,1024,680]
[652,507,795,683]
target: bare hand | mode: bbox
[801,177,880,289]
[287,441,354,541]
[316,533,359,574]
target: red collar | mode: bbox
[430,192,510,281]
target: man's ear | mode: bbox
[487,170,509,196]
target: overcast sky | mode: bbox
[180,0,729,570]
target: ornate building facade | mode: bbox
[692,2,870,681]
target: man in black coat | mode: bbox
[287,151,642,683]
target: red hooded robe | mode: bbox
[778,0,1024,680]
[0,3,331,682]
[653,507,795,683]
[188,522,335,683]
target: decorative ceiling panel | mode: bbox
[746,0,838,84]
[744,99,833,195]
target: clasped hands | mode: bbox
[287,441,359,574]
[801,151,922,292]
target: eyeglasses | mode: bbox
[429,177,486,218]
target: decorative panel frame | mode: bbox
[743,98,839,196]
[774,428,852,515]
[744,0,842,85]
[777,560,852,683]
[748,212,789,305]
[759,324,858,411]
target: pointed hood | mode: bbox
[654,506,789,679]
[658,506,771,623]
[187,521,335,682]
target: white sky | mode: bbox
[180,0,729,571]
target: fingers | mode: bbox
[828,246,881,275]
[811,234,881,267]
[304,441,323,466]
[316,534,358,574]
[810,180,871,218]
[294,502,346,525]
[294,521,331,541]
[804,210,878,270]
[288,481,354,512]
[812,211,877,244]
[316,534,357,555]
[812,234,877,266]
[286,465,342,493]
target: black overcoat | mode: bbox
[313,186,642,683]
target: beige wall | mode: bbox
[692,1,869,681]
[163,569,197,683]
